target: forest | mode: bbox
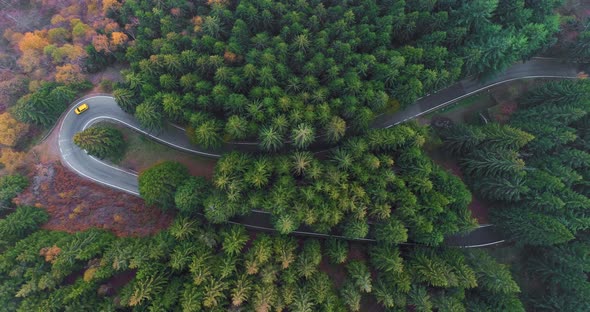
[0,0,587,311]
[439,80,590,310]
[112,0,560,149]
[0,198,523,311]
[137,124,477,245]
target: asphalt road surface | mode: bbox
[57,58,581,247]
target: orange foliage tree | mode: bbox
[17,31,49,54]
[0,148,27,173]
[110,31,128,47]
[40,245,62,263]
[102,0,122,15]
[92,34,110,53]
[55,64,84,83]
[0,112,29,147]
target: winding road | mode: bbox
[57,58,582,247]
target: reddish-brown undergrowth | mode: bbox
[15,161,172,237]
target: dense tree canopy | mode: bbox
[114,0,560,149]
[138,161,190,210]
[10,81,91,127]
[0,207,522,311]
[203,124,476,244]
[441,81,590,245]
[440,80,590,310]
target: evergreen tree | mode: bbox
[73,125,125,160]
[325,238,348,264]
[0,175,28,210]
[174,177,209,215]
[138,161,190,210]
[135,100,163,131]
[193,120,223,149]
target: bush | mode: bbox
[99,79,114,92]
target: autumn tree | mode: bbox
[0,148,27,173]
[0,112,29,147]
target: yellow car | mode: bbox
[75,103,89,115]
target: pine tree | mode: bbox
[273,236,297,269]
[374,218,408,244]
[73,126,125,159]
[0,174,28,210]
[492,208,574,246]
[134,100,163,130]
[472,175,529,201]
[325,238,348,264]
[346,260,372,293]
[519,80,590,108]
[291,123,315,149]
[461,149,526,178]
[259,126,284,151]
[221,225,249,256]
[231,274,252,307]
[465,250,524,309]
[324,116,347,143]
[370,244,404,275]
[193,120,223,149]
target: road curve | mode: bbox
[372,57,581,127]
[58,58,581,247]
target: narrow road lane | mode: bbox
[372,58,580,127]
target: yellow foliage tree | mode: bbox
[55,64,84,83]
[0,112,29,147]
[17,50,42,73]
[50,44,86,64]
[0,148,27,173]
[110,31,128,47]
[17,31,49,53]
[102,0,121,15]
[47,27,71,43]
[71,20,94,42]
[50,14,67,25]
